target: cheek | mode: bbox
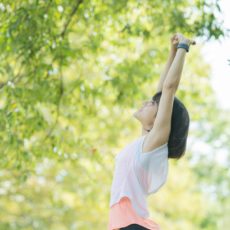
[141,107,155,118]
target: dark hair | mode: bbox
[152,91,190,159]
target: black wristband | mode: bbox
[177,43,189,52]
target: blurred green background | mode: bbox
[0,0,229,229]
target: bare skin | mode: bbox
[133,33,196,153]
[114,33,196,230]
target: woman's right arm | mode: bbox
[156,34,179,93]
[156,49,176,93]
[141,35,195,152]
[143,61,185,151]
[163,35,194,90]
[163,47,187,90]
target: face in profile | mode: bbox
[133,99,158,128]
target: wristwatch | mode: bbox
[177,43,189,52]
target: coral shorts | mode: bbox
[108,196,162,230]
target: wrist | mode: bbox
[176,47,187,54]
[179,39,190,46]
[170,46,177,54]
[177,42,190,52]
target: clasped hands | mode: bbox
[170,32,196,52]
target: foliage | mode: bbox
[0,0,229,229]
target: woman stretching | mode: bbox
[108,33,196,230]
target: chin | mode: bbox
[133,112,138,119]
[133,112,142,123]
[133,110,139,117]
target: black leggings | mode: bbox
[120,224,149,229]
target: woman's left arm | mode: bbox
[156,34,178,93]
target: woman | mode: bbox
[108,33,196,230]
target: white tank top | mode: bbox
[109,134,168,218]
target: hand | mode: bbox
[170,33,196,54]
[170,33,179,52]
[176,33,196,46]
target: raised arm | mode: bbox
[156,34,179,93]
[142,34,196,153]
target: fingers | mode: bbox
[188,39,196,45]
[171,33,179,44]
[172,39,179,44]
[176,32,184,40]
[191,40,196,45]
[172,33,196,46]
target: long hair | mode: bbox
[152,91,190,159]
